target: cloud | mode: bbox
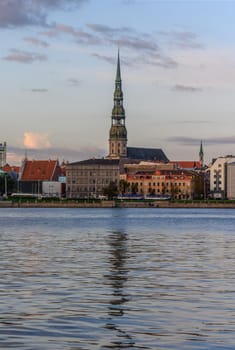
[174,120,212,124]
[166,136,235,146]
[7,145,106,165]
[24,132,51,149]
[172,84,203,92]
[92,53,131,66]
[24,37,49,47]
[30,88,48,92]
[67,78,81,87]
[41,23,102,45]
[158,30,203,49]
[3,49,47,63]
[41,22,177,68]
[0,0,88,28]
[89,24,177,68]
[88,23,158,52]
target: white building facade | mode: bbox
[209,156,235,199]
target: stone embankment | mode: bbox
[1,200,235,209]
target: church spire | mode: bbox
[116,49,121,81]
[108,51,127,159]
[199,140,204,168]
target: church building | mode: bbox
[66,52,168,199]
[108,51,168,163]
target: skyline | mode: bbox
[2,0,235,165]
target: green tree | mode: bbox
[119,179,130,194]
[102,181,118,200]
[171,184,179,200]
[193,173,204,199]
[0,173,15,196]
[131,182,138,195]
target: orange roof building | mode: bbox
[20,159,61,181]
[170,161,201,169]
[2,164,20,174]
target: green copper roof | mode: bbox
[116,50,121,82]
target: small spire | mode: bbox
[116,49,121,82]
[199,140,204,167]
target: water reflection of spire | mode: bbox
[103,230,135,349]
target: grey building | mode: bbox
[227,160,235,200]
[66,159,120,198]
[0,142,6,168]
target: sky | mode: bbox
[1,0,235,165]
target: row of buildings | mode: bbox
[1,52,235,200]
[2,153,235,200]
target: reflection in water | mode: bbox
[103,230,135,349]
[2,208,235,349]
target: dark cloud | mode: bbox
[92,53,116,65]
[3,49,47,63]
[31,88,48,92]
[173,84,203,92]
[42,21,178,68]
[89,24,178,68]
[92,53,133,67]
[175,120,212,124]
[0,0,88,28]
[88,23,158,52]
[93,51,177,69]
[42,23,102,45]
[166,137,201,146]
[166,136,235,146]
[110,36,158,52]
[8,145,106,164]
[87,24,136,38]
[67,78,81,87]
[24,37,49,47]
[158,30,203,49]
[140,52,177,68]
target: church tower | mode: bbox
[199,140,204,168]
[108,51,127,159]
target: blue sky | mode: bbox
[1,0,235,165]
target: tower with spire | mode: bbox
[199,140,204,168]
[108,51,127,159]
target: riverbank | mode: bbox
[1,200,235,208]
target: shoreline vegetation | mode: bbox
[1,198,235,208]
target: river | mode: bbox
[1,208,235,349]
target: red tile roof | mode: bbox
[2,164,20,173]
[170,161,201,169]
[21,160,60,181]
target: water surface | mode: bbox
[1,208,235,349]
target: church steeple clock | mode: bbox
[108,51,127,159]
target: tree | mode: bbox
[131,182,138,195]
[170,183,179,200]
[102,181,118,200]
[119,179,130,194]
[193,173,205,199]
[0,173,15,196]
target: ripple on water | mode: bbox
[1,208,235,349]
